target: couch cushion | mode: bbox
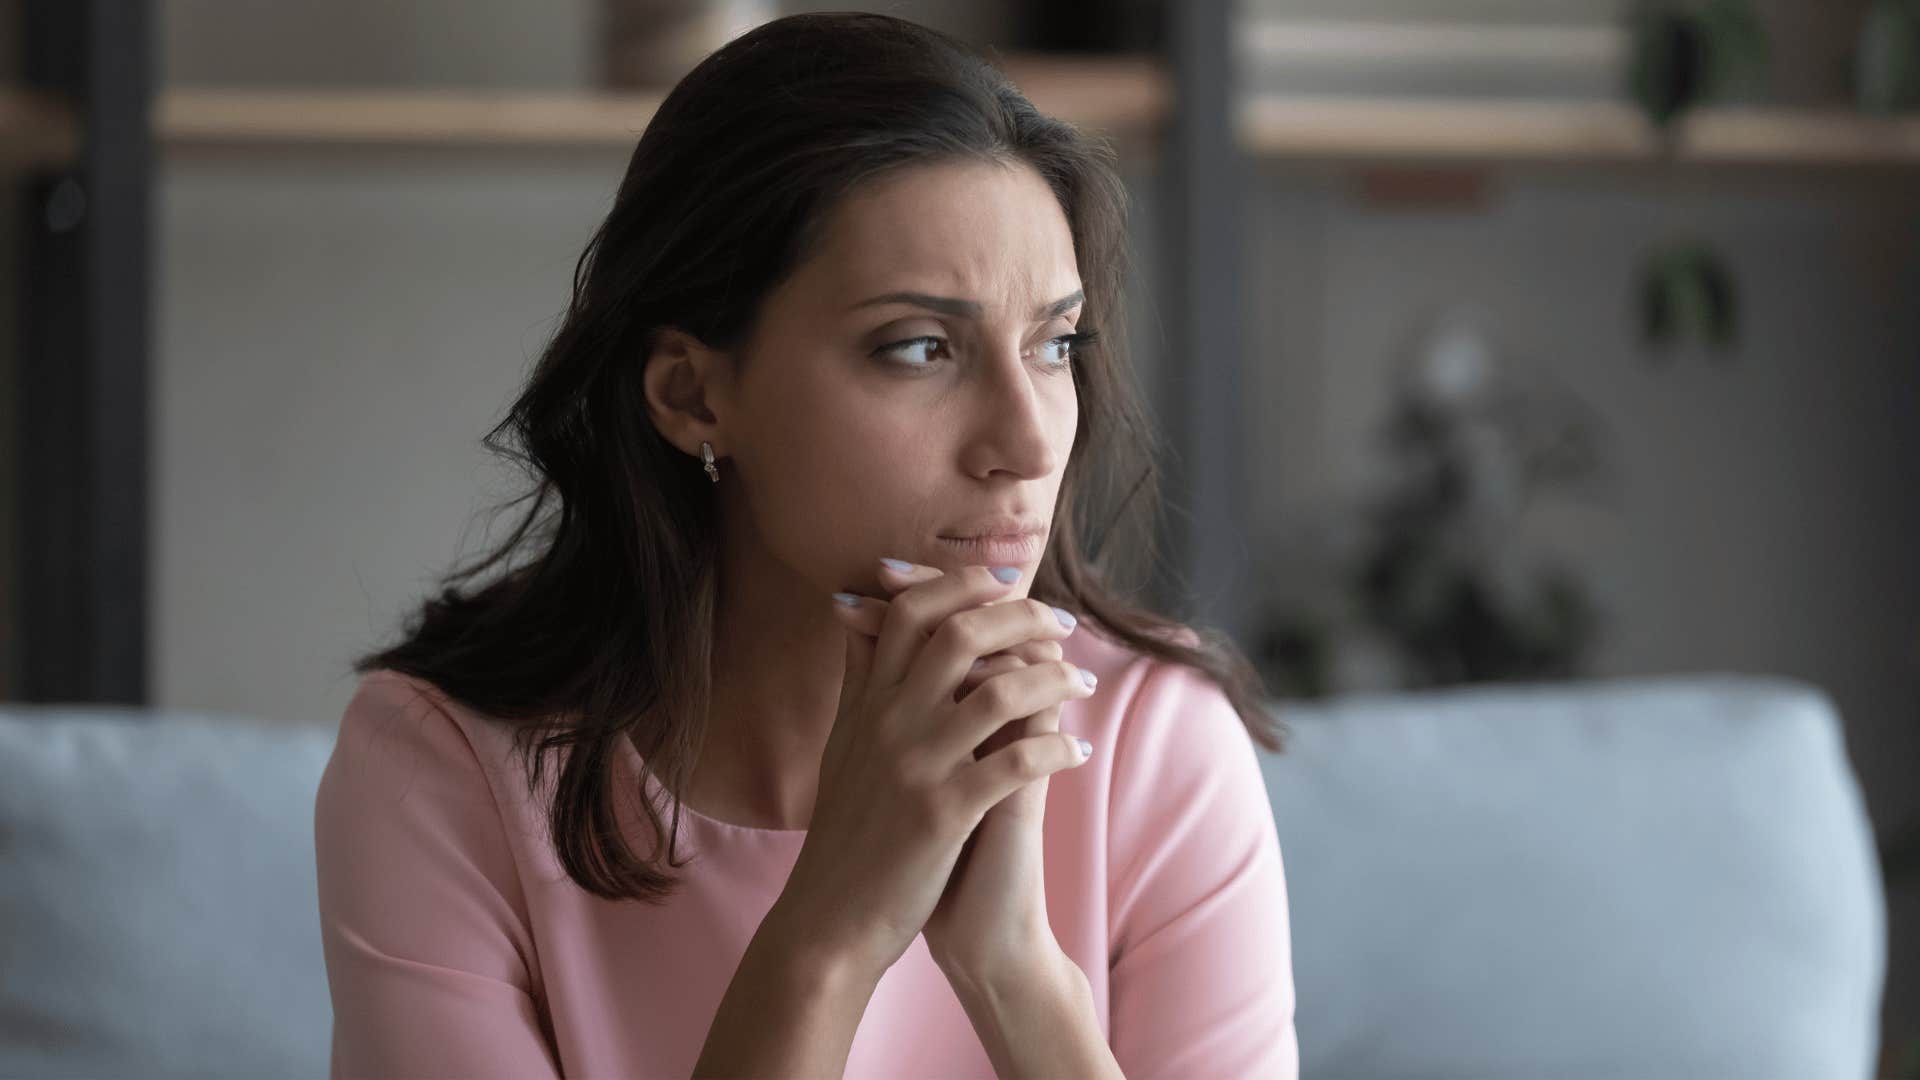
[0,706,336,1078]
[2,673,1886,1079]
[1260,672,1885,1080]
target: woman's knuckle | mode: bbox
[925,616,963,655]
[952,613,992,655]
[892,590,933,626]
[974,678,1016,715]
[1012,740,1047,774]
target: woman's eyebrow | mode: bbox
[848,288,1084,320]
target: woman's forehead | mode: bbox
[804,164,1079,314]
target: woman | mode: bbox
[315,11,1297,1078]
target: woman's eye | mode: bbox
[873,329,1096,371]
[1039,329,1098,369]
[875,335,948,368]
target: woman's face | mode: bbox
[721,159,1084,601]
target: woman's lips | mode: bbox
[935,531,1045,563]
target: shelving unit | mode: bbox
[1239,95,1920,167]
[18,82,1920,170]
[1,54,1171,163]
[4,33,1184,701]
[13,0,1920,698]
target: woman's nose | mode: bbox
[961,347,1064,479]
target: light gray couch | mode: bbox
[0,672,1886,1078]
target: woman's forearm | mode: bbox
[944,950,1125,1080]
[692,907,880,1079]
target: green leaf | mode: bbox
[1629,5,1710,128]
[1637,242,1740,352]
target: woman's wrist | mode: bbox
[934,932,1083,1005]
[940,944,1112,1079]
[758,893,889,993]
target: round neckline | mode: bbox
[623,736,810,838]
[669,785,810,836]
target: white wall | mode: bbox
[1247,166,1920,1039]
[155,150,625,721]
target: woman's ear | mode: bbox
[642,326,731,457]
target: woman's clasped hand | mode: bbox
[769,559,1097,985]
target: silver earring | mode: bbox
[700,441,719,483]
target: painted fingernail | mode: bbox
[831,592,861,607]
[971,657,988,670]
[1052,606,1077,630]
[990,566,1021,583]
[1075,737,1094,759]
[1078,667,1098,689]
[880,557,915,573]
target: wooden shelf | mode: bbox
[154,88,1920,168]
[158,88,672,150]
[17,73,1920,172]
[1,55,1169,168]
[1239,96,1920,168]
[155,54,1170,152]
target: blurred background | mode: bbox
[4,0,1918,1075]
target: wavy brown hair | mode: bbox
[351,11,1288,903]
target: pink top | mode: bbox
[314,622,1299,1078]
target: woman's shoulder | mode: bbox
[1061,614,1206,675]
[1062,622,1271,834]
[336,668,471,752]
[325,668,529,809]
[314,671,545,1001]
[1061,618,1230,730]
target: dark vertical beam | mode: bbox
[1154,0,1252,642]
[16,0,153,703]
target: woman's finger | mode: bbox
[836,591,1062,673]
[953,652,1024,701]
[822,558,941,638]
[832,558,1035,646]
[877,559,945,591]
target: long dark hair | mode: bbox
[352,11,1287,903]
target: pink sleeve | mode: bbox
[1105,659,1300,1079]
[313,672,563,1080]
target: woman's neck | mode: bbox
[692,535,853,830]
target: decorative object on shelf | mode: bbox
[1627,0,1764,352]
[1638,239,1739,351]
[1255,307,1611,699]
[602,0,775,88]
[1627,0,1768,126]
[1857,0,1920,112]
[1234,2,1629,102]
